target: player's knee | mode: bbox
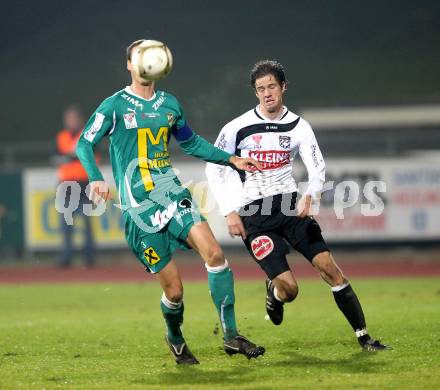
[330,272,345,286]
[166,289,183,303]
[283,283,299,302]
[163,285,183,303]
[323,268,344,286]
[316,260,345,286]
[204,245,225,267]
[278,281,299,302]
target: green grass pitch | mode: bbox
[1,278,439,389]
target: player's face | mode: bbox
[127,59,153,87]
[254,75,285,113]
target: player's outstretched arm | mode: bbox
[175,125,261,171]
[229,155,261,172]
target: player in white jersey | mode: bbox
[206,60,390,351]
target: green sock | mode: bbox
[207,266,238,341]
[160,297,184,345]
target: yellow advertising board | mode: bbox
[23,168,125,249]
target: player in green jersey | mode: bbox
[76,39,265,364]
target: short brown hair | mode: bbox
[250,60,288,89]
[126,39,146,61]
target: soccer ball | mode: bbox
[131,40,173,81]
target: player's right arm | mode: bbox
[205,123,248,239]
[76,97,115,203]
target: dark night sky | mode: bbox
[1,0,439,144]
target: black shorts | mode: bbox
[241,192,329,280]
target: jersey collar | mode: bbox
[124,86,157,102]
[255,105,288,122]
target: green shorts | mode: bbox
[124,188,206,273]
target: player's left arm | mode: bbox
[204,122,247,238]
[173,123,260,172]
[297,120,326,217]
[205,122,243,216]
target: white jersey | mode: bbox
[205,105,325,216]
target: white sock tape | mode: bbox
[273,287,283,302]
[331,283,349,292]
[161,292,182,310]
[355,328,368,337]
[205,259,229,273]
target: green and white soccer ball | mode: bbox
[131,40,173,81]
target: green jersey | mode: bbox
[77,87,232,211]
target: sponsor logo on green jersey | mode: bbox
[121,93,144,110]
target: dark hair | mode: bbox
[126,39,146,61]
[250,60,287,89]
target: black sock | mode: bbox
[332,284,369,342]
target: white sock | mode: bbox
[205,259,229,273]
[331,283,349,292]
[273,286,283,302]
[161,292,182,310]
[355,328,368,338]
